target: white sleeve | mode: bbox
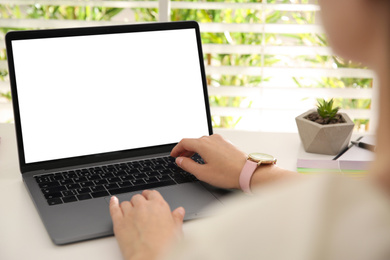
[162,176,390,260]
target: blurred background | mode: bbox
[0,0,376,133]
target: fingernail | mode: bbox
[111,196,118,204]
[176,157,183,167]
[178,207,185,217]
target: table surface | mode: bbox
[0,123,351,259]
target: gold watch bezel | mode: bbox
[248,153,277,165]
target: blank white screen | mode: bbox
[12,28,209,163]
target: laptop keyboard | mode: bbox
[34,155,203,206]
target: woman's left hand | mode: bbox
[109,190,185,260]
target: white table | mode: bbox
[0,123,341,259]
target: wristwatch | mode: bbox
[239,153,277,194]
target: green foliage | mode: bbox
[0,91,11,100]
[0,0,372,130]
[0,4,123,33]
[0,69,8,80]
[0,4,122,102]
[316,99,339,121]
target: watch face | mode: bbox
[248,153,275,163]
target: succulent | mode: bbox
[317,99,340,121]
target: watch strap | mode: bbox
[239,160,259,194]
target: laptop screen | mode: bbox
[10,26,210,164]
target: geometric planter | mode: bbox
[295,109,355,155]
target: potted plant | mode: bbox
[295,99,355,155]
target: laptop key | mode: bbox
[95,169,104,175]
[73,177,88,183]
[104,183,120,190]
[115,170,127,177]
[47,198,63,206]
[67,172,78,178]
[45,192,62,200]
[62,196,77,203]
[153,158,166,165]
[116,165,128,171]
[39,181,60,189]
[126,168,140,174]
[120,175,134,181]
[94,179,108,185]
[157,175,172,182]
[100,173,115,179]
[130,163,141,169]
[164,162,177,169]
[62,174,72,180]
[77,194,92,201]
[91,191,109,198]
[90,185,106,192]
[158,169,172,175]
[52,175,64,181]
[144,177,159,184]
[118,181,133,188]
[78,171,91,177]
[146,171,160,178]
[36,176,51,183]
[131,179,146,186]
[140,161,154,167]
[106,165,115,171]
[87,175,101,181]
[133,173,147,180]
[151,165,165,171]
[76,188,91,194]
[59,179,74,185]
[80,181,94,188]
[138,167,153,173]
[42,186,66,194]
[107,177,121,183]
[62,190,77,197]
[109,180,176,196]
[65,183,81,190]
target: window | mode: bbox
[0,0,375,132]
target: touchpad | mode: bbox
[104,182,222,220]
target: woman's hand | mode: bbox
[170,134,247,189]
[109,190,185,260]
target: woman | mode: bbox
[109,0,390,259]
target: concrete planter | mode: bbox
[295,109,354,155]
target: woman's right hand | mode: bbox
[170,134,247,189]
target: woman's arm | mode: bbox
[170,134,299,191]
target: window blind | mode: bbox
[0,0,376,132]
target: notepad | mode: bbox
[297,136,375,177]
[335,136,375,161]
[297,159,370,175]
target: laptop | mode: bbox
[6,21,225,245]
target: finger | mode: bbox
[120,201,133,215]
[130,193,146,207]
[170,138,200,157]
[142,190,162,200]
[179,151,195,158]
[176,156,204,176]
[172,207,185,228]
[109,196,123,222]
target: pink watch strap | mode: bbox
[239,160,259,194]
